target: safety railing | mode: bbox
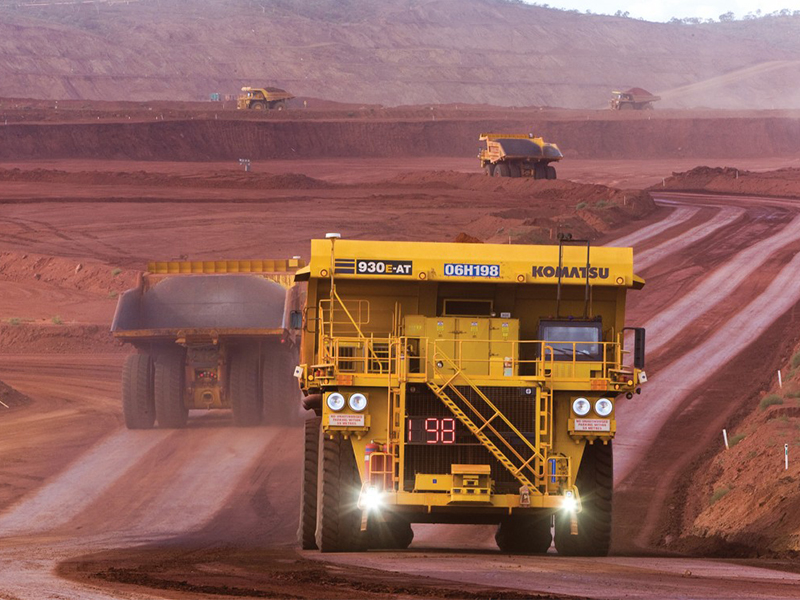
[312,336,624,387]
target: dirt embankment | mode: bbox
[0,379,30,410]
[673,342,800,558]
[3,116,800,162]
[657,166,800,198]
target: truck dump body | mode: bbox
[113,274,287,336]
[297,238,646,554]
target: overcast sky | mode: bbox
[525,1,800,22]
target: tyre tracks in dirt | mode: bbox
[4,192,800,598]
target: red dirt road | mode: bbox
[2,158,800,598]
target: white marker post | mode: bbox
[778,369,783,388]
[785,444,789,471]
[723,429,729,450]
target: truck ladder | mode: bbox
[427,350,546,491]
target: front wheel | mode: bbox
[298,416,321,549]
[484,163,495,177]
[493,162,510,178]
[546,165,557,180]
[495,513,552,553]
[368,514,414,550]
[554,442,613,556]
[316,433,364,552]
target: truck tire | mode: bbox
[554,442,613,556]
[620,103,633,111]
[122,353,155,429]
[316,433,364,552]
[368,515,414,550]
[534,163,547,180]
[230,347,263,427]
[298,415,321,549]
[484,163,495,177]
[546,166,557,180]
[154,352,188,428]
[495,514,552,553]
[508,162,522,178]
[263,344,300,425]
[252,101,266,110]
[493,162,510,178]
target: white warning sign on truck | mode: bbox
[328,414,366,427]
[574,419,611,432]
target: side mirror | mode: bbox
[290,310,303,330]
[624,326,645,369]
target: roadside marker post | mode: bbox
[723,429,729,450]
[786,444,789,470]
[778,369,783,388]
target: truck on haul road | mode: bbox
[479,133,563,179]
[296,236,646,554]
[112,259,305,429]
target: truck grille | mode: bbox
[404,385,537,493]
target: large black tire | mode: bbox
[484,163,495,177]
[368,514,414,550]
[493,162,510,178]
[262,344,300,425]
[122,353,155,429]
[298,416,321,549]
[620,103,633,111]
[154,352,188,428]
[316,433,364,552]
[252,101,266,110]
[230,347,263,427]
[533,162,547,180]
[495,513,552,553]
[554,442,613,556]
[546,165,557,180]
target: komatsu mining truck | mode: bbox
[296,236,646,554]
[479,133,563,179]
[112,259,305,429]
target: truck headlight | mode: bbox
[326,392,345,411]
[572,397,591,416]
[348,393,368,412]
[595,398,613,417]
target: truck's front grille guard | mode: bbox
[315,336,623,381]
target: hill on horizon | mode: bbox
[1,0,799,109]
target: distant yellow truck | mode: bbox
[479,133,563,179]
[237,86,295,110]
[296,235,647,555]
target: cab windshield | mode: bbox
[539,320,602,361]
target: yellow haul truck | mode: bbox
[479,133,563,179]
[112,259,305,429]
[296,237,646,554]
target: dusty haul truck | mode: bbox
[296,237,646,554]
[479,133,563,179]
[112,259,305,429]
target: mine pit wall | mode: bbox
[2,117,800,161]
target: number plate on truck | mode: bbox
[574,419,611,432]
[328,414,366,427]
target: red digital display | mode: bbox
[407,417,458,444]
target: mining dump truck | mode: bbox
[111,259,305,429]
[237,86,295,110]
[610,88,661,110]
[296,236,647,554]
[479,133,563,179]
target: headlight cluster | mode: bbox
[572,397,613,417]
[326,392,368,412]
